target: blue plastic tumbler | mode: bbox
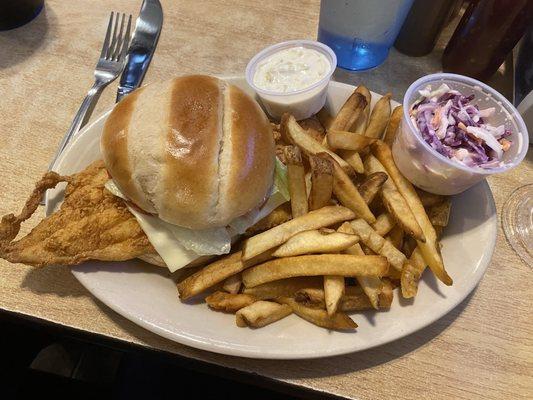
[318,0,414,71]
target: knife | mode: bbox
[116,0,163,102]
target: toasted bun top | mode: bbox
[101,75,274,229]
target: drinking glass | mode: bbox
[503,184,533,267]
[317,0,414,71]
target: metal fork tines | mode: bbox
[99,12,133,80]
[48,12,132,172]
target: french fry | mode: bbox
[365,93,391,139]
[365,154,425,242]
[284,145,308,217]
[295,284,392,311]
[321,134,333,151]
[379,279,394,308]
[294,287,326,308]
[383,105,403,147]
[358,172,388,205]
[222,273,242,294]
[411,246,428,272]
[339,294,372,311]
[242,254,388,288]
[356,85,372,103]
[283,114,355,176]
[295,286,350,307]
[242,206,356,261]
[323,154,376,223]
[272,229,359,257]
[317,107,333,130]
[338,93,369,170]
[246,203,292,235]
[401,247,427,298]
[342,279,393,310]
[378,279,394,308]
[236,301,292,328]
[372,141,452,285]
[327,129,377,151]
[428,198,452,227]
[402,236,418,258]
[337,222,382,309]
[328,90,368,174]
[369,196,385,215]
[304,127,325,143]
[329,91,367,131]
[243,277,322,299]
[177,252,244,300]
[279,113,292,144]
[349,219,407,272]
[205,291,257,312]
[299,116,325,137]
[277,297,357,330]
[361,244,375,255]
[382,188,425,241]
[371,212,396,236]
[324,275,345,315]
[416,188,445,207]
[352,85,371,136]
[386,267,402,280]
[339,150,365,174]
[295,286,358,302]
[308,154,334,210]
[386,225,404,250]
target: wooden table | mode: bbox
[1,1,531,399]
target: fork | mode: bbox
[47,12,132,172]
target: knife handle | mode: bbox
[116,86,130,103]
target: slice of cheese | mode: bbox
[105,181,231,256]
[163,224,231,256]
[127,206,199,272]
[105,180,199,272]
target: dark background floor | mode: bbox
[0,312,328,400]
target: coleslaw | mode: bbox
[410,83,512,168]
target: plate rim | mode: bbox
[47,76,497,359]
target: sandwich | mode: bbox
[0,75,289,270]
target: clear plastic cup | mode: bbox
[392,73,529,195]
[245,40,337,120]
[318,0,414,70]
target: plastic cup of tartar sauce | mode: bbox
[245,40,337,120]
[393,73,529,195]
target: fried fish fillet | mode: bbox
[0,160,154,267]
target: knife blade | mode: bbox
[116,0,163,102]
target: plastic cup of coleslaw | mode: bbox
[245,40,337,120]
[392,73,529,195]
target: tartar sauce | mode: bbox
[253,46,330,93]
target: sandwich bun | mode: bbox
[101,75,275,229]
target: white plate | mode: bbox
[46,76,497,359]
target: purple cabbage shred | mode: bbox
[410,84,512,169]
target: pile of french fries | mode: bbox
[176,86,453,331]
